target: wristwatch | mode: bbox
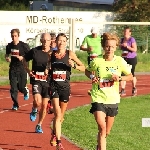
[73,63,76,69]
[119,76,122,82]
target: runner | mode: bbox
[5,28,29,110]
[47,33,57,114]
[49,33,85,150]
[16,33,52,133]
[80,27,102,95]
[50,33,57,51]
[85,32,133,150]
[120,27,138,96]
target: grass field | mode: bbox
[0,50,150,77]
[0,75,89,86]
[62,95,150,150]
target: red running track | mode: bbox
[0,75,150,150]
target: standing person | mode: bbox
[16,33,52,133]
[85,32,133,150]
[80,27,102,95]
[120,27,137,96]
[50,33,85,150]
[5,28,29,110]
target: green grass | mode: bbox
[0,75,89,86]
[62,95,150,150]
[1,50,150,77]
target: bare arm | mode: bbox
[45,51,52,75]
[127,42,137,52]
[80,45,89,51]
[69,51,85,72]
[22,58,31,74]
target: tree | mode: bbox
[0,0,29,10]
[113,0,150,22]
[112,0,150,52]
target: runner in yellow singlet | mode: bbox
[85,32,133,150]
[80,27,102,95]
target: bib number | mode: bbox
[89,53,98,60]
[99,79,114,89]
[122,51,128,57]
[53,71,66,81]
[35,72,47,81]
[11,49,19,56]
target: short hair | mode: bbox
[56,33,68,41]
[10,28,20,36]
[40,33,51,40]
[101,32,120,47]
[124,26,132,32]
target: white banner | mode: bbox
[0,11,114,51]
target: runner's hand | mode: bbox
[88,46,93,51]
[6,57,11,62]
[122,43,127,47]
[111,74,119,82]
[44,69,49,75]
[15,56,23,61]
[28,71,35,77]
[68,58,74,67]
[92,77,99,84]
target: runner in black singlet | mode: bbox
[16,33,52,134]
[49,33,85,150]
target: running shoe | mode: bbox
[132,87,137,96]
[12,105,18,111]
[30,108,37,121]
[47,103,54,114]
[50,134,57,146]
[24,87,29,100]
[56,143,64,150]
[35,124,43,133]
[120,89,126,96]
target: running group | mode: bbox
[5,26,137,150]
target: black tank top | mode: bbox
[50,50,71,89]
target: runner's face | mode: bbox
[51,37,56,48]
[56,36,67,50]
[124,29,131,38]
[104,40,117,56]
[41,34,51,48]
[11,32,19,43]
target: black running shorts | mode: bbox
[123,57,137,77]
[32,81,50,98]
[50,87,70,103]
[89,102,118,117]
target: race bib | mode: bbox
[53,71,66,81]
[35,72,47,81]
[122,51,128,57]
[99,79,114,89]
[11,49,19,56]
[89,53,98,60]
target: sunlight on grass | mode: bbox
[62,95,150,150]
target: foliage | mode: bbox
[0,0,29,10]
[113,0,150,22]
[112,0,150,52]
